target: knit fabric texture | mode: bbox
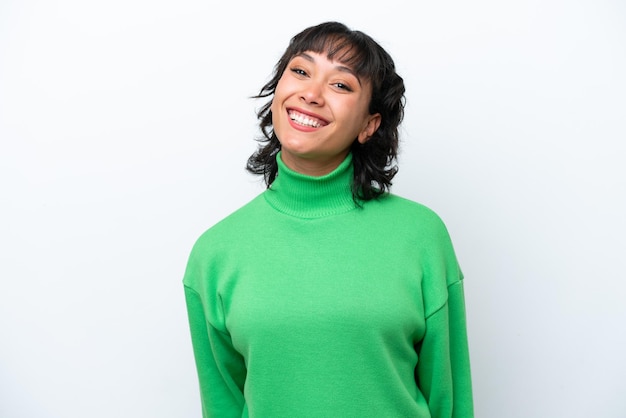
[183,152,474,418]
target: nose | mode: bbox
[300,81,324,106]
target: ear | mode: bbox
[357,113,382,144]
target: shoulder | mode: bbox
[366,193,451,236]
[187,193,267,258]
[183,193,268,289]
[382,193,443,219]
[375,195,464,309]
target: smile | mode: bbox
[288,110,328,128]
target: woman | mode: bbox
[183,21,474,417]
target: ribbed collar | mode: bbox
[263,152,358,219]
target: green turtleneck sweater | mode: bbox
[183,153,473,418]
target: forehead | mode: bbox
[304,37,361,64]
[291,33,368,68]
[292,38,372,79]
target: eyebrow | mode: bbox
[296,52,363,86]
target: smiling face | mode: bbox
[270,51,381,176]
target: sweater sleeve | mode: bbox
[416,280,474,418]
[184,285,246,418]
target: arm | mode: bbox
[184,285,246,418]
[416,280,474,418]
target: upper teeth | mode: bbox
[289,111,322,128]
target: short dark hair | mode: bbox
[246,21,406,201]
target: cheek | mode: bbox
[334,100,368,131]
[273,74,291,99]
[270,99,286,140]
[271,81,289,116]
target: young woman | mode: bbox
[183,21,474,417]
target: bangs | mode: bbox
[292,33,378,83]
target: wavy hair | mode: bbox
[246,21,406,201]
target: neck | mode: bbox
[278,150,351,177]
[264,152,358,219]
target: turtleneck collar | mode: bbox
[263,152,358,219]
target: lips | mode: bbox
[287,109,329,128]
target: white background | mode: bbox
[1,1,625,417]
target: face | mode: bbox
[270,51,381,176]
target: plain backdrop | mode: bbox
[1,1,625,417]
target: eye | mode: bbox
[332,82,353,92]
[289,67,308,77]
